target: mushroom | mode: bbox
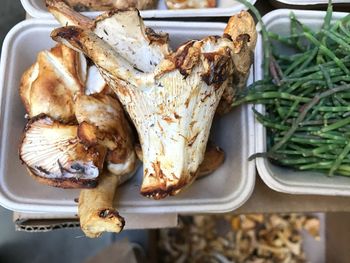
[159,214,319,262]
[75,93,137,176]
[19,114,106,188]
[165,0,216,9]
[19,43,86,123]
[134,142,225,178]
[78,171,135,238]
[50,9,255,199]
[47,0,158,12]
[46,0,255,116]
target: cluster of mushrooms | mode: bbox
[59,0,216,11]
[158,214,321,263]
[19,0,256,237]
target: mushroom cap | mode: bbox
[19,43,87,123]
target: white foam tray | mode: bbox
[0,19,256,214]
[20,0,257,19]
[255,9,350,196]
[273,0,350,5]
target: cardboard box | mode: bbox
[13,212,178,232]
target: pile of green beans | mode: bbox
[234,2,350,177]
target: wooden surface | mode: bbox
[326,212,350,263]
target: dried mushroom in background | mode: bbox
[158,214,320,263]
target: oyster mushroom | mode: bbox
[217,11,257,115]
[75,93,137,176]
[47,0,158,12]
[74,93,138,237]
[51,22,245,199]
[165,0,216,9]
[19,114,107,188]
[135,142,225,178]
[47,0,170,72]
[48,6,255,199]
[19,43,87,122]
[46,1,255,115]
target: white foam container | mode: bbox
[0,19,256,214]
[273,0,350,5]
[255,9,350,196]
[20,0,256,19]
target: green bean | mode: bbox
[279,158,323,165]
[328,75,350,83]
[322,30,350,52]
[268,32,295,46]
[312,145,340,155]
[325,29,350,47]
[317,3,333,63]
[323,1,333,31]
[282,100,300,123]
[269,84,350,152]
[297,126,321,132]
[284,52,310,75]
[300,119,338,126]
[301,86,321,97]
[312,132,347,141]
[285,67,343,83]
[275,108,299,118]
[334,94,348,105]
[253,109,289,131]
[275,52,306,62]
[274,99,286,119]
[336,169,350,177]
[339,22,350,38]
[318,106,350,112]
[314,154,346,160]
[329,140,350,176]
[275,150,302,155]
[290,12,305,51]
[290,12,316,51]
[323,112,342,122]
[297,47,319,73]
[278,137,346,145]
[299,162,334,170]
[305,98,326,122]
[320,116,350,133]
[342,112,350,118]
[231,92,310,106]
[246,99,277,105]
[304,32,350,74]
[284,81,303,93]
[320,64,334,89]
[288,56,350,77]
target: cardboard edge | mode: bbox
[13,212,178,232]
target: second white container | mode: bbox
[255,9,350,196]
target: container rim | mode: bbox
[20,0,257,19]
[271,0,350,5]
[255,9,350,196]
[0,18,256,213]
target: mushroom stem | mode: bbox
[79,173,125,238]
